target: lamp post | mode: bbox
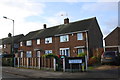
[3,16,14,67]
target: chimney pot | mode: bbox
[43,24,47,29]
[64,18,69,24]
[8,33,12,37]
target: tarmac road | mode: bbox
[2,71,28,78]
[1,65,120,80]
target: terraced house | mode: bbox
[1,34,24,55]
[18,17,103,59]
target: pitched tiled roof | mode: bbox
[2,34,24,44]
[20,17,97,41]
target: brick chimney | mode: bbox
[43,24,47,29]
[8,33,12,37]
[64,18,69,24]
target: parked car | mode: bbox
[101,51,120,65]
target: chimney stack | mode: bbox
[64,18,69,24]
[8,33,12,37]
[43,24,47,29]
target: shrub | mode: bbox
[42,53,58,59]
[42,54,62,71]
[88,56,99,66]
[77,53,86,57]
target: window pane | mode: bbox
[60,35,69,42]
[4,44,6,48]
[20,42,23,46]
[20,52,23,58]
[77,33,83,40]
[60,48,70,57]
[26,40,32,46]
[26,51,32,57]
[45,50,52,54]
[78,49,83,54]
[36,51,40,57]
[37,39,40,45]
[45,37,52,44]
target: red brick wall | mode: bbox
[19,32,87,57]
[2,44,11,54]
[93,48,104,57]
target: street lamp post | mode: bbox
[3,16,14,67]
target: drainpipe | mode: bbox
[86,30,89,60]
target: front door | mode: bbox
[36,51,40,67]
[60,48,70,57]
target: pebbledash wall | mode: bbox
[17,17,103,59]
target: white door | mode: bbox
[36,51,40,57]
[60,48,70,57]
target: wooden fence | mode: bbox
[14,57,55,70]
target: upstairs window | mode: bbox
[3,44,6,48]
[26,40,32,46]
[77,33,83,40]
[0,45,2,49]
[26,51,32,58]
[37,39,40,45]
[45,50,52,54]
[20,42,23,46]
[45,37,52,44]
[60,35,69,42]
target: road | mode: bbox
[2,71,28,78]
[1,65,120,80]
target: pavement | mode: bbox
[2,66,120,79]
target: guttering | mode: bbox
[105,46,120,48]
[54,30,88,36]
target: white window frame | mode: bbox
[77,48,84,54]
[45,50,52,54]
[0,45,3,49]
[26,51,32,58]
[45,37,52,44]
[3,44,6,48]
[26,40,32,46]
[60,48,70,57]
[20,52,24,58]
[37,39,40,45]
[60,35,69,42]
[20,42,23,46]
[77,33,83,40]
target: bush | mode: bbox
[88,56,99,66]
[42,54,61,71]
[77,53,86,57]
[2,58,13,66]
[42,53,59,59]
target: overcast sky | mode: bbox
[0,0,119,39]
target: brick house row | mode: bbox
[104,27,120,52]
[18,17,103,59]
[1,17,103,59]
[0,34,24,54]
